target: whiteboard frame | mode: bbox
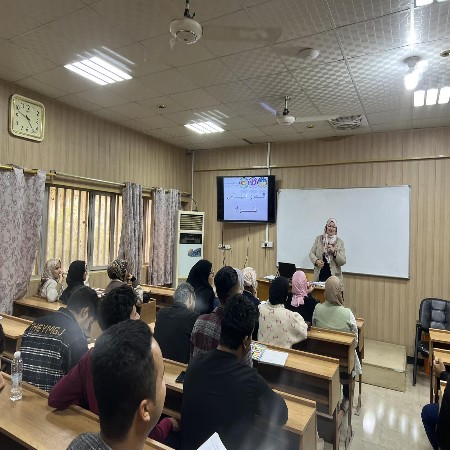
[276,185,411,280]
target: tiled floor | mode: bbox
[324,365,433,450]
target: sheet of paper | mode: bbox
[264,275,276,281]
[198,432,227,450]
[259,349,288,366]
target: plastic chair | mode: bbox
[413,298,450,385]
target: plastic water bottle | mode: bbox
[10,351,23,401]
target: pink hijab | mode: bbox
[291,270,308,307]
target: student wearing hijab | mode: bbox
[104,258,144,304]
[60,260,88,305]
[213,268,245,309]
[186,259,215,315]
[242,267,260,340]
[309,218,346,286]
[289,270,319,323]
[258,276,307,349]
[39,259,64,302]
[312,276,361,412]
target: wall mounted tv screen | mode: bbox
[217,175,276,223]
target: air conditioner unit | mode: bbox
[173,210,205,287]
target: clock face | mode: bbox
[9,94,45,142]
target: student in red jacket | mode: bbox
[49,285,177,442]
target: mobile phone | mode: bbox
[175,371,186,384]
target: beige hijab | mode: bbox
[325,276,344,306]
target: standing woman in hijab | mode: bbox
[60,260,88,305]
[309,218,346,285]
[290,270,319,323]
[186,259,215,315]
[39,259,64,302]
[312,276,361,411]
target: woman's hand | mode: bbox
[306,282,315,294]
[316,260,324,269]
[327,243,335,253]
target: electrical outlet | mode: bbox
[260,241,273,248]
[224,244,231,250]
[218,244,231,250]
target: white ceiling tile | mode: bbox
[229,127,267,138]
[413,116,450,129]
[33,66,101,93]
[414,2,450,45]
[139,69,197,95]
[169,89,221,109]
[134,115,178,130]
[225,98,270,116]
[75,87,129,108]
[47,7,133,50]
[292,121,334,132]
[248,0,332,43]
[222,46,285,79]
[57,93,101,111]
[221,117,255,131]
[0,64,27,82]
[243,71,302,97]
[371,121,413,133]
[337,10,410,58]
[121,119,150,133]
[327,0,410,27]
[272,30,344,71]
[201,10,277,57]
[0,42,57,76]
[0,1,40,39]
[107,102,153,119]
[13,0,85,24]
[413,104,450,120]
[367,108,412,125]
[244,113,276,126]
[300,130,337,140]
[258,124,298,135]
[11,26,84,66]
[91,108,129,123]
[361,93,413,113]
[106,78,163,102]
[178,59,238,88]
[188,0,243,22]
[137,96,187,114]
[15,77,68,98]
[205,81,258,103]
[153,125,193,138]
[264,133,303,142]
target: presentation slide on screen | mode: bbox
[223,176,269,221]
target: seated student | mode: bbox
[20,286,99,392]
[242,267,260,340]
[312,276,361,412]
[289,270,319,323]
[0,324,4,391]
[39,258,64,302]
[153,282,199,364]
[60,260,88,305]
[191,266,252,366]
[186,259,216,315]
[67,320,166,450]
[213,267,244,309]
[49,285,176,443]
[258,276,307,349]
[422,358,450,450]
[181,294,288,450]
[104,258,144,304]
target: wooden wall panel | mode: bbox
[194,127,450,355]
[0,79,191,192]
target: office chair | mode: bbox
[413,298,450,385]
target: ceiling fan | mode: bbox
[168,0,282,48]
[262,96,339,126]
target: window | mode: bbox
[44,186,122,272]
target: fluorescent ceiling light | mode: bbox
[64,57,132,85]
[184,121,225,134]
[404,72,419,90]
[426,88,439,105]
[414,90,425,107]
[438,87,450,104]
[415,0,433,5]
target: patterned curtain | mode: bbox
[149,189,180,285]
[118,183,143,284]
[0,168,46,313]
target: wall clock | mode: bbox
[9,94,45,142]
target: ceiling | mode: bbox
[2,0,450,150]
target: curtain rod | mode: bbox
[0,165,190,197]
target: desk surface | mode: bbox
[0,314,31,339]
[430,329,450,344]
[434,348,450,365]
[0,373,170,450]
[141,285,175,296]
[308,327,355,346]
[15,296,62,312]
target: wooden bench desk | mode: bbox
[13,296,63,320]
[0,315,32,361]
[138,300,157,324]
[163,359,317,450]
[430,347,450,403]
[141,285,175,309]
[0,373,172,450]
[429,329,450,403]
[253,342,340,449]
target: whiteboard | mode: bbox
[276,186,410,279]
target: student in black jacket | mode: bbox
[153,282,199,364]
[181,294,288,450]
